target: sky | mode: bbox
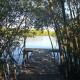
[64,0,78,19]
[44,28,54,31]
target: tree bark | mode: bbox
[49,0,64,64]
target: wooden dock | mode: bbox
[18,49,64,80]
[23,48,63,52]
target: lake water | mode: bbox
[20,36,59,49]
[10,36,60,66]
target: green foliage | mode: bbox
[60,20,80,54]
[0,0,24,23]
[1,28,56,38]
[31,0,54,30]
[0,64,5,75]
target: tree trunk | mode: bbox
[47,28,53,49]
[49,0,64,64]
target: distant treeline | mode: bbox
[1,28,56,38]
